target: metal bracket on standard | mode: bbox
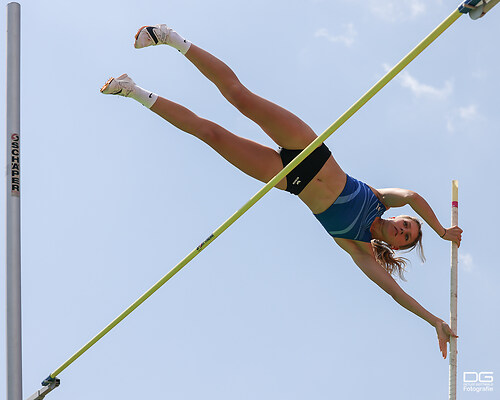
[26,378,60,400]
[459,0,500,18]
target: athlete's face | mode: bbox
[386,216,420,249]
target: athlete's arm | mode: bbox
[377,188,462,246]
[335,239,456,358]
[347,248,440,326]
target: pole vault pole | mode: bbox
[41,7,465,386]
[6,3,22,400]
[33,0,497,396]
[449,180,459,400]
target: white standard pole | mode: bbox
[449,180,458,400]
[6,3,22,400]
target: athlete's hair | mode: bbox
[371,215,425,281]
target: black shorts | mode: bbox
[279,142,331,195]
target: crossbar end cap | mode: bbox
[469,5,484,18]
[41,376,60,387]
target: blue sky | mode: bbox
[1,0,499,399]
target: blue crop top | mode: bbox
[314,174,386,242]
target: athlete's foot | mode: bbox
[134,24,191,54]
[134,24,172,49]
[100,74,136,96]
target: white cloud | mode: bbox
[459,252,474,272]
[383,65,453,99]
[370,0,426,21]
[409,0,426,17]
[458,104,478,120]
[398,70,453,98]
[315,24,357,47]
[446,104,480,133]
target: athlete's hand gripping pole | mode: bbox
[38,1,485,394]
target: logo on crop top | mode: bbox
[293,177,301,186]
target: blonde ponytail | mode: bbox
[371,239,409,280]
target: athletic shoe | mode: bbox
[100,74,136,96]
[134,24,171,49]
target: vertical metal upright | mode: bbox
[449,180,459,400]
[6,3,22,400]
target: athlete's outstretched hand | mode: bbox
[435,320,458,359]
[442,225,463,247]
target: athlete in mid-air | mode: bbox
[101,24,462,358]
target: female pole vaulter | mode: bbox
[101,24,462,358]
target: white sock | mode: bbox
[167,30,191,55]
[129,85,158,108]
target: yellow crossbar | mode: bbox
[47,8,463,383]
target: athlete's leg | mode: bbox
[134,26,315,149]
[184,45,317,150]
[150,96,287,189]
[100,73,286,188]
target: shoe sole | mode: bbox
[135,26,148,41]
[100,77,117,94]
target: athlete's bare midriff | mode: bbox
[298,156,347,214]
